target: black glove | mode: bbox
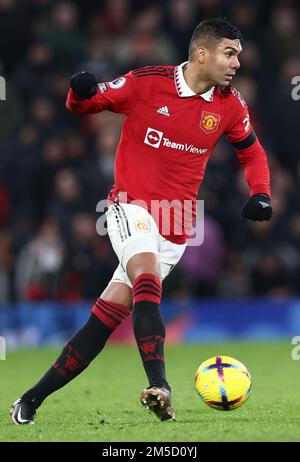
[70,71,98,99]
[241,193,273,222]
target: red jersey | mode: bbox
[66,63,271,244]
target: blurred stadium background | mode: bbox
[0,0,300,348]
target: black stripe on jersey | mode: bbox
[132,67,174,79]
[133,69,174,75]
[133,66,174,74]
[133,72,174,80]
[133,67,173,72]
[133,68,174,75]
[231,130,257,150]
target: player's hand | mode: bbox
[70,71,98,99]
[241,193,273,222]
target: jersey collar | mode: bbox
[174,62,215,101]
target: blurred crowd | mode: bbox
[0,0,300,303]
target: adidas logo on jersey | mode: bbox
[157,106,170,117]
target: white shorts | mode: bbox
[106,203,187,288]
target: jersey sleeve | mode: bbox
[225,88,254,146]
[66,72,137,115]
[225,89,271,197]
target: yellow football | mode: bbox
[195,355,252,411]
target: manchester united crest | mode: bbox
[134,220,150,232]
[200,111,220,134]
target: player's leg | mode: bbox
[10,280,132,425]
[126,252,167,389]
[102,202,182,420]
[104,202,172,419]
[126,251,175,421]
[132,237,187,421]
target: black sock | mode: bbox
[22,299,131,408]
[132,273,169,390]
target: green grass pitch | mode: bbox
[1,341,300,442]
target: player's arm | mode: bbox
[66,71,136,115]
[226,94,272,222]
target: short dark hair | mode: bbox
[189,17,243,56]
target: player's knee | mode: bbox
[126,252,161,283]
[100,282,133,311]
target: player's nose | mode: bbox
[231,56,240,70]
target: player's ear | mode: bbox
[196,47,207,64]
